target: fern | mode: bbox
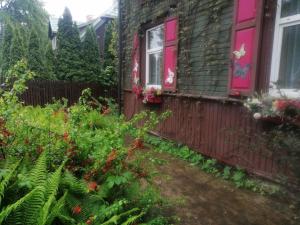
[0,187,43,224]
[45,192,68,225]
[121,211,145,225]
[29,151,47,187]
[0,160,21,205]
[22,185,46,225]
[100,208,141,225]
[61,172,88,195]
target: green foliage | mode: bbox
[81,26,102,82]
[56,7,83,81]
[27,29,45,78]
[9,26,25,68]
[0,0,49,79]
[101,19,118,86]
[0,21,13,76]
[44,43,56,80]
[0,75,173,224]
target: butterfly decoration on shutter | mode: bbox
[131,33,143,98]
[163,17,178,92]
[229,0,264,96]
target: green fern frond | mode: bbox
[45,162,64,199]
[57,214,76,225]
[45,191,68,225]
[37,162,64,225]
[0,187,43,224]
[121,211,145,225]
[29,151,48,187]
[100,208,141,225]
[61,172,88,195]
[0,160,21,206]
[22,185,46,225]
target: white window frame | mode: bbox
[145,24,164,89]
[270,0,300,98]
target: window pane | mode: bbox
[278,24,300,89]
[148,26,163,50]
[148,52,162,85]
[281,0,300,18]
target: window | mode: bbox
[146,25,164,89]
[271,0,300,97]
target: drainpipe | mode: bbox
[117,0,123,115]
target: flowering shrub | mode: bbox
[244,95,300,124]
[0,61,173,224]
[142,87,162,104]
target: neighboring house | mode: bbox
[48,14,115,58]
[48,17,59,50]
[78,15,116,60]
[119,0,300,180]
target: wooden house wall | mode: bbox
[120,0,234,96]
[120,0,286,180]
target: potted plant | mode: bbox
[244,95,300,126]
[142,87,162,104]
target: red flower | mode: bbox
[63,132,69,142]
[88,181,98,191]
[86,219,93,225]
[72,205,82,215]
[36,146,44,154]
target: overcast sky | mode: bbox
[42,0,115,23]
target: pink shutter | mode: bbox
[131,33,140,91]
[163,17,178,92]
[229,0,264,96]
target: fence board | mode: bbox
[15,80,118,106]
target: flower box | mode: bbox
[260,116,300,127]
[142,87,162,105]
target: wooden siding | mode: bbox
[124,90,284,179]
[120,0,234,96]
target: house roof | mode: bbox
[49,17,59,33]
[79,14,116,40]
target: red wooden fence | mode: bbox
[18,80,117,106]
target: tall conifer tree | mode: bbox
[81,26,101,82]
[27,29,44,77]
[9,26,25,67]
[0,22,13,76]
[45,42,56,79]
[56,7,82,81]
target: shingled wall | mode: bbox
[120,0,233,96]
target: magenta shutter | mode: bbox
[163,17,178,92]
[131,33,140,90]
[229,0,264,96]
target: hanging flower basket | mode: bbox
[142,87,162,105]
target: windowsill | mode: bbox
[145,85,162,90]
[269,88,300,99]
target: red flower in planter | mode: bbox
[72,205,82,215]
[88,181,98,192]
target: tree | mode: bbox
[27,29,45,77]
[81,26,101,82]
[45,42,56,79]
[0,0,49,78]
[0,0,48,43]
[0,21,13,76]
[101,20,118,86]
[9,26,25,67]
[56,7,82,81]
